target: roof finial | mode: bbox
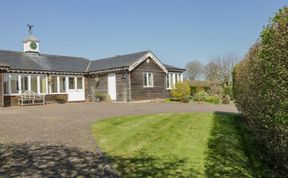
[27,24,34,35]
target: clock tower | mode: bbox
[23,25,40,53]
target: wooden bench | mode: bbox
[18,91,45,106]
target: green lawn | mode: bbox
[91,113,280,178]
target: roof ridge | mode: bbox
[92,50,150,62]
[85,61,92,72]
[0,49,90,61]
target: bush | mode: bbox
[105,94,112,102]
[223,84,233,99]
[94,92,105,102]
[55,95,66,104]
[190,86,197,95]
[193,91,209,102]
[222,95,230,104]
[206,95,221,104]
[208,84,223,97]
[233,7,288,174]
[170,81,191,103]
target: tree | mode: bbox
[184,60,203,80]
[204,56,222,82]
[204,53,239,85]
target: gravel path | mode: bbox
[0,102,237,151]
[0,102,237,177]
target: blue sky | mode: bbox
[0,1,286,67]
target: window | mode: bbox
[77,77,83,89]
[10,74,19,94]
[166,73,183,90]
[170,73,174,89]
[59,76,66,93]
[69,77,75,90]
[166,74,170,89]
[31,75,37,92]
[175,73,179,83]
[21,75,29,91]
[3,74,9,94]
[143,72,153,87]
[39,75,47,94]
[3,73,49,95]
[51,76,58,93]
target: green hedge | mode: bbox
[233,7,288,174]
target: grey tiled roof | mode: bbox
[0,49,184,73]
[88,51,149,72]
[164,64,185,72]
[0,49,90,73]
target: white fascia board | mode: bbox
[128,52,168,73]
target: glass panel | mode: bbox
[40,75,47,93]
[21,75,29,92]
[69,77,75,90]
[11,74,19,94]
[77,77,83,89]
[3,74,9,94]
[148,73,153,87]
[31,75,37,92]
[166,74,170,89]
[170,73,174,89]
[143,73,148,87]
[51,76,58,93]
[175,73,178,83]
[59,76,66,93]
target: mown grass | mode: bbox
[92,112,281,178]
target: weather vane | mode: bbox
[27,24,34,35]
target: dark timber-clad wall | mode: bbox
[88,72,130,102]
[130,57,166,100]
[0,72,3,106]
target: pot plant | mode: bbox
[94,92,104,102]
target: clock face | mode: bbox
[30,42,37,50]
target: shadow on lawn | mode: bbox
[0,143,196,178]
[106,154,199,178]
[205,112,281,178]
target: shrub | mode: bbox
[208,84,223,97]
[190,86,197,95]
[170,81,191,103]
[193,91,209,102]
[223,84,233,99]
[222,95,230,104]
[55,95,66,104]
[94,92,105,102]
[105,94,112,102]
[233,7,288,174]
[206,95,221,104]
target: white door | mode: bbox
[108,74,117,100]
[67,76,85,101]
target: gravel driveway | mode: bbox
[0,102,237,151]
[0,102,237,177]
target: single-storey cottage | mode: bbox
[0,30,184,106]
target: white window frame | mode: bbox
[166,72,183,90]
[3,73,48,96]
[143,72,154,88]
[59,76,67,93]
[50,75,59,94]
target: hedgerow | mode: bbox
[233,7,288,174]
